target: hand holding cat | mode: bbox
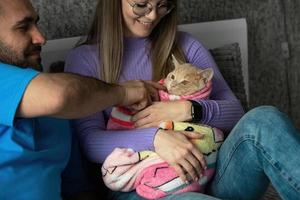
[154,129,207,183]
[132,101,193,128]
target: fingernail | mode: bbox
[185,180,189,184]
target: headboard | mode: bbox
[41,18,248,101]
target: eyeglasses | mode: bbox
[127,0,175,17]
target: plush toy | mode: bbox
[135,121,224,199]
[102,121,224,199]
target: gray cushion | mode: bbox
[210,43,248,110]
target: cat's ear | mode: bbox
[172,54,180,69]
[198,68,214,83]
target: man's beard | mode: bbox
[0,39,42,71]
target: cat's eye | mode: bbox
[181,80,189,85]
[171,75,175,79]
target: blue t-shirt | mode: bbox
[0,62,71,199]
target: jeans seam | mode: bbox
[214,135,300,194]
[253,140,300,194]
[214,135,253,185]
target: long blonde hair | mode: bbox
[85,0,186,83]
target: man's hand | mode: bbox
[17,73,164,119]
[118,80,165,111]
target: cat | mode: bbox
[107,56,214,130]
[164,55,213,96]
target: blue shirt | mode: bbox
[0,63,71,199]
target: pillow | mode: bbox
[210,43,248,110]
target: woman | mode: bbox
[64,0,300,199]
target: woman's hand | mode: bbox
[154,129,207,183]
[132,101,192,128]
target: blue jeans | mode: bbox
[108,106,300,200]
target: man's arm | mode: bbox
[17,72,156,119]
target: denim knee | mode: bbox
[236,105,298,143]
[211,106,300,199]
[245,106,282,120]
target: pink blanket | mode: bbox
[159,80,212,101]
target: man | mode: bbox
[0,0,162,199]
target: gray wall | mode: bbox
[31,0,300,129]
[32,0,97,39]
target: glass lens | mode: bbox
[133,3,151,16]
[157,2,174,15]
[132,1,174,16]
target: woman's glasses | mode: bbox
[127,0,175,17]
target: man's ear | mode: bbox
[200,68,214,83]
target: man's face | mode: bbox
[0,0,46,70]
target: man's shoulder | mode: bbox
[0,63,39,126]
[0,62,39,76]
[0,62,39,88]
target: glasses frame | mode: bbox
[127,0,175,17]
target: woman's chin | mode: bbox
[133,31,151,38]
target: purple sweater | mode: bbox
[64,32,244,163]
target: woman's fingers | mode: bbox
[176,133,206,180]
[154,129,207,183]
[134,116,152,128]
[184,152,203,180]
[181,131,207,171]
[181,131,204,140]
[191,147,207,173]
[178,156,199,182]
[172,164,188,184]
[132,109,149,122]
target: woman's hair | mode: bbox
[84,0,186,83]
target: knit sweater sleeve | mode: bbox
[64,45,157,163]
[179,32,245,133]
